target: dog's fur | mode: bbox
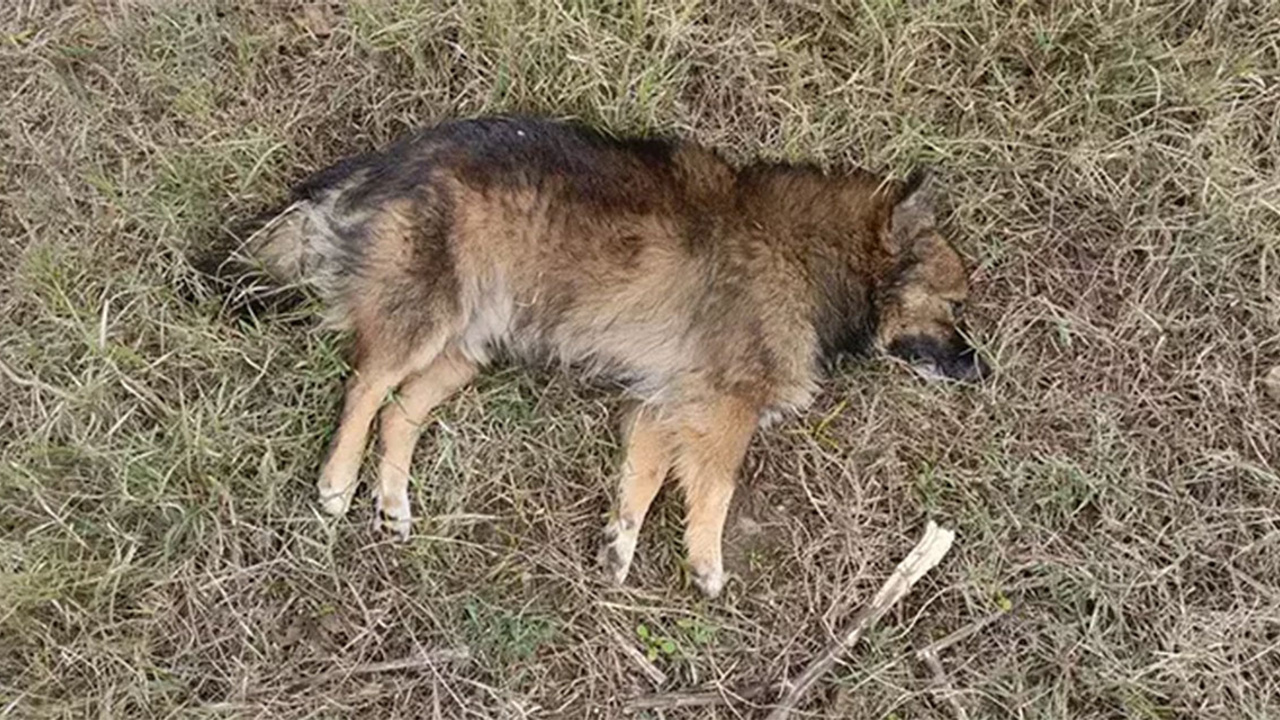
[221,115,987,597]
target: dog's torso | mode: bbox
[259,116,891,415]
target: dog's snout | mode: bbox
[943,345,991,383]
[887,333,991,383]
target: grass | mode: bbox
[2,0,1278,717]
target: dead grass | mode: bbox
[2,1,1279,717]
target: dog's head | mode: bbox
[876,170,990,383]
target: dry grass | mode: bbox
[2,1,1279,717]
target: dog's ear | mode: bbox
[884,167,936,254]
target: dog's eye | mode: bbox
[948,301,965,319]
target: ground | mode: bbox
[2,2,1279,718]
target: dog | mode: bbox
[217,115,989,597]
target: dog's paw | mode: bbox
[600,520,637,585]
[318,486,354,517]
[377,511,412,542]
[317,467,359,517]
[692,564,726,599]
[375,490,412,542]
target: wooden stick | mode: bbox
[918,647,969,720]
[914,610,1005,658]
[304,647,471,686]
[624,685,769,712]
[608,626,670,688]
[0,356,79,402]
[764,521,956,720]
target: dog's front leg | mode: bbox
[602,404,673,585]
[673,397,758,598]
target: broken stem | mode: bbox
[764,521,956,720]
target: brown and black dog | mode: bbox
[222,115,988,597]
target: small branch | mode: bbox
[914,611,1005,658]
[765,521,956,720]
[0,356,79,402]
[302,647,471,687]
[918,647,969,720]
[625,685,768,713]
[608,626,669,688]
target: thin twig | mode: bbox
[914,611,1006,658]
[608,626,669,688]
[624,685,769,713]
[301,647,471,687]
[918,647,969,720]
[0,356,79,402]
[765,521,956,720]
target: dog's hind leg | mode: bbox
[317,331,451,518]
[373,345,478,540]
[672,397,758,598]
[317,370,403,517]
[602,404,673,585]
[312,193,465,520]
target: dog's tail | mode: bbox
[188,201,314,319]
[236,203,312,283]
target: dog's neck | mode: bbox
[811,256,879,366]
[731,163,892,367]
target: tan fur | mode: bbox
[601,404,674,585]
[374,347,478,539]
[237,116,985,596]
